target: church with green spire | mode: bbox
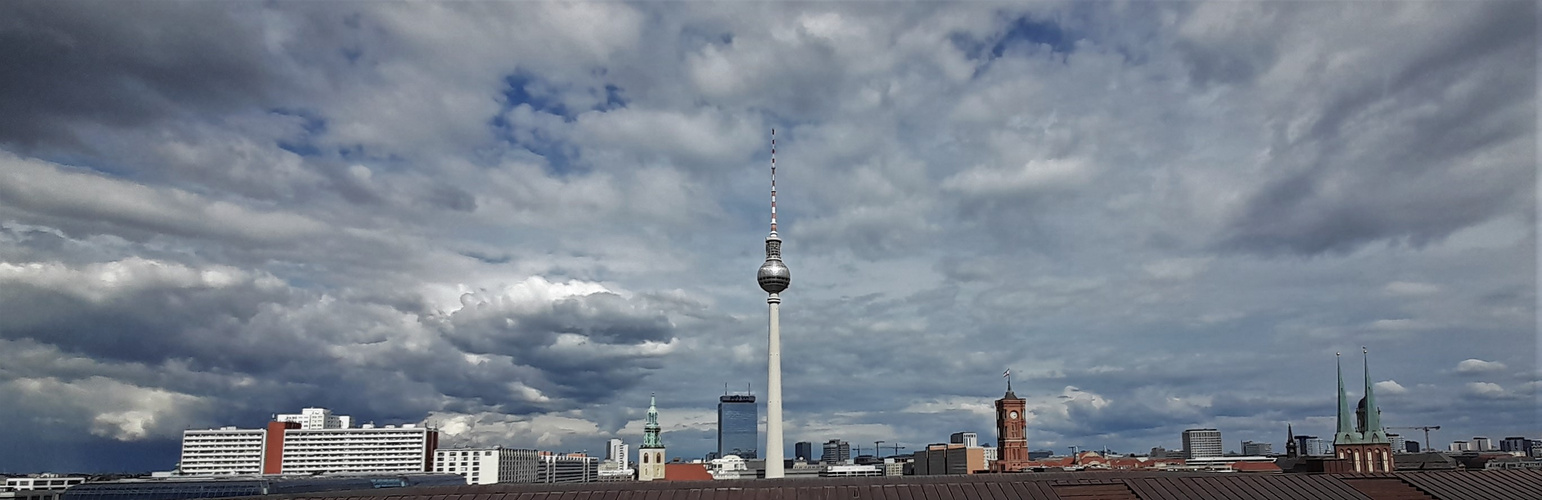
[638,394,667,481]
[1332,348,1395,472]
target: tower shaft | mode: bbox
[765,294,784,478]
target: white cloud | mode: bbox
[432,411,603,449]
[1,376,205,441]
[1143,258,1212,281]
[1383,281,1440,296]
[573,106,761,168]
[1464,382,1505,399]
[1374,380,1408,395]
[941,157,1096,196]
[0,258,279,303]
[0,154,329,244]
[1455,359,1507,375]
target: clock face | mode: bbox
[1009,410,1019,419]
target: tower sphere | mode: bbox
[758,259,789,293]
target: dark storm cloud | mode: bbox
[439,289,676,404]
[445,291,673,351]
[0,279,297,371]
[0,1,288,151]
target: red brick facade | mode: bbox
[993,391,1028,472]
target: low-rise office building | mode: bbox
[819,465,882,478]
[434,448,539,485]
[537,452,598,483]
[4,476,85,491]
[909,444,986,475]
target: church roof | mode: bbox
[662,463,714,481]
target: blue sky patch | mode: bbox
[270,108,327,157]
[952,13,1075,66]
[500,73,573,120]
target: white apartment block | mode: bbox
[434,448,539,485]
[179,427,266,475]
[276,407,353,430]
[280,425,434,474]
[179,409,436,476]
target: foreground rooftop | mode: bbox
[251,469,1542,500]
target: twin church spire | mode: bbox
[1335,348,1388,445]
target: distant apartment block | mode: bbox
[822,440,851,464]
[1304,438,1332,457]
[276,407,353,430]
[1241,441,1272,456]
[794,442,813,462]
[1387,434,1405,454]
[1182,429,1222,459]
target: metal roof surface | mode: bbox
[248,470,1542,500]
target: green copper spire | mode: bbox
[1362,347,1387,443]
[642,393,663,449]
[1335,352,1359,444]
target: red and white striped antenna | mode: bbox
[770,128,778,234]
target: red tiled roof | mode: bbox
[1229,461,1283,473]
[662,463,713,481]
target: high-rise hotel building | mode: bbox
[717,394,758,459]
[179,408,437,475]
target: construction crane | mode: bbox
[1387,426,1440,449]
[1067,445,1081,456]
[888,443,906,456]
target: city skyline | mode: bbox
[0,1,1533,472]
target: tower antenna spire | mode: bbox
[770,128,778,234]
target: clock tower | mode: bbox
[993,378,1028,472]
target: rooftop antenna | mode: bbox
[725,382,729,396]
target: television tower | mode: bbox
[756,129,791,478]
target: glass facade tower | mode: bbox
[717,395,758,459]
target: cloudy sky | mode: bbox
[0,1,1535,473]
